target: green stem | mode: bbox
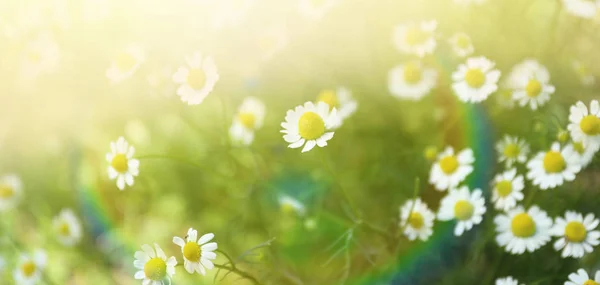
[213,264,261,285]
[320,153,360,219]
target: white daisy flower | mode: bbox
[388,61,438,101]
[133,244,177,284]
[452,56,501,103]
[572,140,598,168]
[551,211,600,258]
[172,51,220,105]
[105,45,145,84]
[298,0,340,20]
[106,136,140,190]
[565,269,600,285]
[449,33,474,58]
[437,186,486,236]
[491,168,524,211]
[229,97,266,145]
[316,87,357,123]
[399,198,435,241]
[13,250,47,285]
[572,60,595,86]
[53,208,83,246]
[280,101,339,153]
[496,135,530,167]
[568,100,600,150]
[429,146,475,191]
[562,0,600,19]
[20,31,60,79]
[526,142,581,190]
[173,228,217,275]
[495,205,553,254]
[496,276,521,285]
[0,173,23,211]
[508,59,555,110]
[279,195,306,216]
[392,20,437,57]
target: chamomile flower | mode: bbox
[572,140,598,168]
[298,0,340,20]
[494,205,553,254]
[565,269,600,285]
[172,51,220,105]
[388,61,438,100]
[562,0,600,19]
[429,146,475,191]
[105,45,145,84]
[508,59,555,110]
[491,169,524,211]
[392,20,437,57]
[21,31,60,79]
[572,60,595,86]
[526,142,581,190]
[496,135,530,167]
[52,208,83,246]
[452,56,501,103]
[568,100,600,150]
[14,250,46,285]
[133,244,177,284]
[551,211,600,258]
[449,33,474,57]
[0,173,22,211]
[229,97,266,145]
[280,101,339,153]
[106,136,140,190]
[496,277,521,285]
[173,228,217,275]
[400,198,435,241]
[279,195,306,216]
[437,186,486,236]
[315,87,357,123]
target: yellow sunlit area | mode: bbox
[0,0,599,284]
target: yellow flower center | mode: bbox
[115,52,137,72]
[424,146,438,161]
[111,154,129,173]
[525,79,542,98]
[511,213,536,238]
[573,142,585,154]
[317,90,338,109]
[543,151,566,173]
[404,27,429,46]
[298,112,325,140]
[464,68,485,88]
[439,155,459,174]
[565,221,587,243]
[21,261,36,277]
[238,112,256,129]
[186,68,207,90]
[557,131,569,143]
[584,280,600,285]
[503,143,520,158]
[281,202,297,214]
[408,212,424,229]
[144,257,167,281]
[580,115,600,135]
[454,200,474,221]
[183,242,201,262]
[27,51,42,63]
[403,62,422,84]
[496,180,513,197]
[58,222,70,236]
[455,35,470,49]
[0,184,14,199]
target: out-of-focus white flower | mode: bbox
[106,45,145,84]
[490,168,524,211]
[0,174,23,211]
[562,0,600,19]
[316,87,357,124]
[452,56,501,103]
[229,97,266,145]
[400,198,435,241]
[20,31,60,79]
[448,33,474,57]
[568,100,600,150]
[53,208,83,246]
[279,195,306,216]
[14,250,47,285]
[392,20,437,57]
[172,51,220,105]
[429,146,475,191]
[507,59,555,110]
[496,135,530,167]
[388,61,438,101]
[437,186,486,236]
[572,60,595,86]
